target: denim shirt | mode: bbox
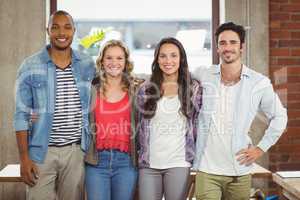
[136,79,202,168]
[13,45,96,163]
[192,65,287,175]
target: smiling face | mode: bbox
[158,43,180,78]
[217,30,243,64]
[47,14,75,51]
[102,46,126,78]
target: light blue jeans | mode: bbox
[85,150,137,200]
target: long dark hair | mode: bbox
[143,37,193,119]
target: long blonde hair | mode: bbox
[96,40,134,96]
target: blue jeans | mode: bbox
[85,150,137,200]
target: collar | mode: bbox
[40,44,81,64]
[212,64,251,78]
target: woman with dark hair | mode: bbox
[84,40,143,200]
[136,37,202,200]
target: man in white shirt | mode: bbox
[193,22,287,200]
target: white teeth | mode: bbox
[108,67,121,72]
[109,65,120,69]
[57,38,67,42]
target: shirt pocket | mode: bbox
[30,76,47,112]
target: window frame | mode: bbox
[50,0,219,64]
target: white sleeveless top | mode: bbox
[149,95,190,169]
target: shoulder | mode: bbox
[139,80,152,89]
[91,75,100,87]
[73,49,92,60]
[192,66,214,82]
[244,67,272,93]
[136,80,153,95]
[245,66,267,79]
[191,78,201,87]
[73,49,95,69]
[190,78,202,94]
[127,76,145,98]
[190,78,202,101]
[132,77,145,87]
[18,49,46,73]
[245,67,271,85]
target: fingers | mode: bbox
[242,154,256,166]
[245,157,256,166]
[236,148,253,165]
[237,154,248,165]
[27,170,37,187]
[238,155,255,166]
[236,146,264,166]
[21,162,39,187]
[236,145,255,155]
[32,164,39,179]
[30,113,39,123]
[236,153,247,162]
[22,170,36,187]
[236,148,247,156]
[236,150,257,166]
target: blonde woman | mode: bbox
[85,40,143,200]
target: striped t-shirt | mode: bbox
[49,65,83,146]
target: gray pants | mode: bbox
[139,167,190,200]
[28,144,84,200]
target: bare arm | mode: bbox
[16,131,39,187]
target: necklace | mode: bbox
[221,75,240,86]
[221,66,242,86]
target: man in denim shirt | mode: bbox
[14,10,95,199]
[193,22,287,200]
